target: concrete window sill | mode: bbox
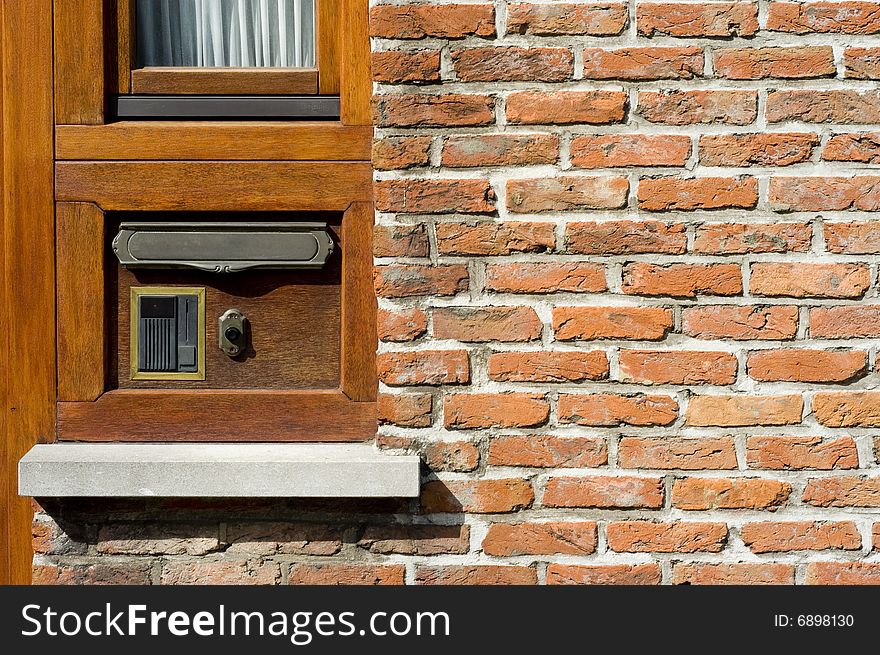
[18,443,420,498]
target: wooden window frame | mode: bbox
[116,0,341,96]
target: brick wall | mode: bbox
[34,1,880,584]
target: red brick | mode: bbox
[378,307,428,342]
[378,393,432,428]
[747,349,867,383]
[453,47,573,82]
[358,524,470,555]
[415,565,537,585]
[96,524,219,556]
[683,305,798,341]
[694,223,811,255]
[747,436,860,470]
[507,176,629,212]
[425,441,480,472]
[743,521,861,554]
[372,50,441,84]
[507,3,628,36]
[582,47,704,81]
[619,437,738,470]
[770,176,880,212]
[823,133,880,163]
[766,90,880,124]
[767,2,880,34]
[554,306,673,341]
[565,221,686,255]
[638,177,758,211]
[750,263,870,299]
[619,350,738,385]
[374,223,429,258]
[33,562,153,586]
[370,4,496,39]
[672,478,791,510]
[699,133,818,167]
[375,178,495,214]
[543,476,664,509]
[289,564,405,586]
[570,134,691,168]
[488,435,608,468]
[482,522,597,556]
[507,90,628,125]
[622,263,743,298]
[607,521,727,553]
[810,306,880,338]
[558,393,679,427]
[487,351,609,383]
[444,393,549,429]
[486,262,607,294]
[672,563,794,585]
[373,136,432,170]
[637,2,758,37]
[160,560,280,585]
[374,264,468,298]
[436,221,555,255]
[814,392,880,427]
[442,134,559,168]
[225,523,342,556]
[373,93,495,128]
[433,306,542,342]
[825,222,880,254]
[421,478,534,513]
[639,90,757,125]
[844,47,880,78]
[714,46,835,79]
[548,563,661,585]
[377,350,470,386]
[806,563,880,585]
[686,395,803,427]
[803,476,880,507]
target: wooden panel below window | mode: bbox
[131,67,319,95]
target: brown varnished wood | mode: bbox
[340,0,372,125]
[340,202,377,402]
[116,0,133,94]
[317,0,341,94]
[56,122,372,161]
[58,390,377,442]
[1,1,55,584]
[54,0,105,124]
[0,1,7,583]
[55,161,374,211]
[114,226,342,391]
[131,67,319,95]
[57,203,106,402]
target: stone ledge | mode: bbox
[19,443,420,498]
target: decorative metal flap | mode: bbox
[113,222,334,273]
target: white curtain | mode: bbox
[137,0,315,68]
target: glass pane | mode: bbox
[136,0,316,68]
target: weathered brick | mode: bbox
[378,307,428,342]
[374,264,469,298]
[373,136,432,170]
[582,47,704,81]
[747,436,860,470]
[377,350,470,386]
[436,221,555,255]
[358,524,470,555]
[547,563,661,585]
[453,47,573,82]
[803,476,880,507]
[699,133,818,167]
[769,176,880,212]
[622,263,743,298]
[558,393,679,426]
[507,90,628,125]
[806,563,880,585]
[810,305,880,338]
[619,350,738,385]
[444,393,549,429]
[767,2,880,34]
[565,221,686,255]
[508,3,629,36]
[638,177,758,211]
[823,133,880,162]
[370,4,496,39]
[639,90,757,125]
[372,50,441,84]
[425,440,480,472]
[714,46,835,79]
[289,564,405,586]
[415,565,537,585]
[225,523,342,556]
[543,476,664,509]
[421,478,535,513]
[693,223,811,255]
[747,349,867,383]
[766,90,880,124]
[814,392,880,427]
[844,47,880,78]
[637,3,758,37]
[487,351,609,383]
[686,395,803,427]
[374,224,429,258]
[486,262,607,294]
[375,179,495,214]
[825,222,880,254]
[433,306,543,342]
[750,263,870,299]
[160,560,281,585]
[683,305,798,340]
[554,306,673,341]
[488,435,608,468]
[672,478,791,510]
[378,392,433,428]
[482,522,597,556]
[374,93,495,128]
[672,563,794,585]
[507,176,629,213]
[619,437,738,470]
[607,521,727,553]
[742,521,861,553]
[97,524,219,556]
[570,134,691,168]
[33,562,153,586]
[442,134,559,168]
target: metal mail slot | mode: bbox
[113,222,334,273]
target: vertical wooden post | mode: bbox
[0,0,56,585]
[340,0,372,125]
